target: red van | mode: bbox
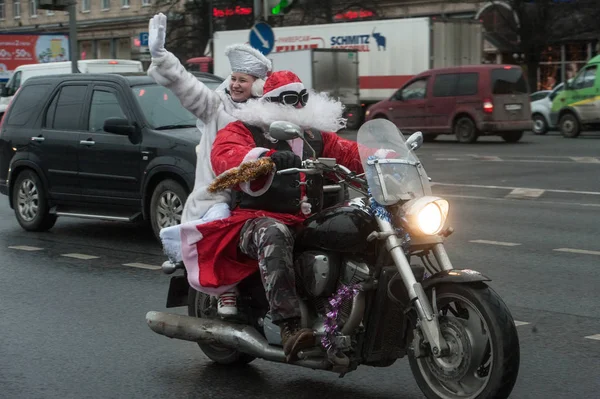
[364,64,533,143]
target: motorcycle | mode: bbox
[146,119,520,399]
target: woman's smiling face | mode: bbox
[229,72,256,102]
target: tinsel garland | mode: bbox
[321,283,360,353]
[207,158,275,193]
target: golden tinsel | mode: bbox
[208,158,276,193]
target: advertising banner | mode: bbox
[0,34,70,81]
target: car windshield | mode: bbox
[132,84,197,129]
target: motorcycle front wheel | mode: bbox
[188,288,256,365]
[409,283,520,399]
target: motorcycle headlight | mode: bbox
[401,196,449,236]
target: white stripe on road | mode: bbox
[470,240,521,247]
[61,253,100,260]
[570,157,600,163]
[435,158,461,161]
[123,262,161,270]
[553,248,600,256]
[584,334,600,341]
[432,182,600,196]
[505,188,545,199]
[8,245,44,251]
[470,155,503,161]
[514,321,530,326]
[440,193,600,207]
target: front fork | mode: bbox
[376,217,452,358]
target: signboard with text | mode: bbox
[0,33,70,81]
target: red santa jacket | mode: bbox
[181,121,364,291]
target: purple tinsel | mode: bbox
[321,284,360,352]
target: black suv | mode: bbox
[0,73,222,239]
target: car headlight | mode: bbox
[401,196,449,236]
[365,110,370,116]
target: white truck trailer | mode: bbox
[213,16,483,123]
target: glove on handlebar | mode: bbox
[269,151,302,171]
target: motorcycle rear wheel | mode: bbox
[188,288,256,365]
[409,283,519,399]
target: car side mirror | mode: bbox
[104,117,136,135]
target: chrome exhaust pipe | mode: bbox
[146,311,331,370]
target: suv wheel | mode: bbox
[532,114,548,135]
[454,116,479,143]
[559,113,581,138]
[501,131,524,143]
[12,169,57,232]
[150,179,188,240]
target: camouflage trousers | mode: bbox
[239,217,300,324]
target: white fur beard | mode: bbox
[232,90,348,133]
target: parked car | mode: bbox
[0,59,145,120]
[364,64,533,143]
[0,72,222,240]
[530,82,565,135]
[530,90,551,102]
[550,54,600,138]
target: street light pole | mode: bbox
[69,1,79,73]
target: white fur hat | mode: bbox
[225,44,272,80]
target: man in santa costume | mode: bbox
[147,13,274,316]
[181,70,364,360]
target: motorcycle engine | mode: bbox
[295,252,372,332]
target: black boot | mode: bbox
[280,318,315,362]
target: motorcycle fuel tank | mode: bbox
[297,198,376,254]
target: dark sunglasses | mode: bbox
[266,89,309,107]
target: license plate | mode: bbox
[505,104,522,111]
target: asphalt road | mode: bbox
[1,131,599,399]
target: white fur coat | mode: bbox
[148,50,239,225]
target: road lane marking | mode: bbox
[553,248,600,256]
[439,193,600,207]
[432,182,600,196]
[435,158,461,161]
[123,262,161,270]
[470,240,521,247]
[571,157,600,163]
[470,155,503,161]
[8,245,44,251]
[514,321,530,326]
[584,334,600,341]
[61,253,100,260]
[505,188,545,199]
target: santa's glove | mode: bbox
[269,151,302,171]
[148,13,167,59]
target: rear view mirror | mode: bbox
[406,131,424,151]
[104,117,136,135]
[269,121,303,141]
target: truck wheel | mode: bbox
[454,116,479,143]
[12,169,57,232]
[150,179,188,241]
[532,114,548,135]
[501,132,524,143]
[559,113,581,138]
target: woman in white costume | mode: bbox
[147,13,271,316]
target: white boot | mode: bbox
[217,289,238,317]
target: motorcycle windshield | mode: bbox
[357,119,431,205]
